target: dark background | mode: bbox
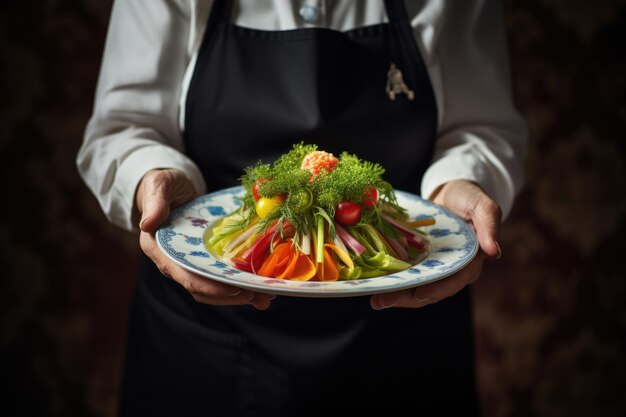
[1,1,625,416]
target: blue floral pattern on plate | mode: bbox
[156,186,478,298]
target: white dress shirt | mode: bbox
[78,0,528,231]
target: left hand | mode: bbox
[136,169,275,310]
[370,180,502,310]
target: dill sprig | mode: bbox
[272,143,318,173]
[313,152,388,212]
[239,161,271,209]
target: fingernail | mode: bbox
[495,241,502,260]
[229,288,242,296]
[139,216,149,230]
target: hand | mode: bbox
[136,169,275,310]
[370,180,502,310]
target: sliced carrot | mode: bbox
[284,253,317,281]
[278,253,299,279]
[406,217,436,228]
[273,251,291,276]
[317,247,340,281]
[278,251,316,281]
[258,241,292,277]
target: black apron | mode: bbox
[119,1,479,416]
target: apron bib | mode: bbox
[119,2,478,416]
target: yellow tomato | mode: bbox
[255,196,283,219]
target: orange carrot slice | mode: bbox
[258,242,292,277]
[317,247,340,281]
[278,252,316,281]
[405,217,436,227]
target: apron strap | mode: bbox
[384,0,410,22]
[383,0,429,73]
[208,0,234,27]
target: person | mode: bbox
[77,0,527,415]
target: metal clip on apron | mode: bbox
[119,1,478,416]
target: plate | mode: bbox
[156,186,478,298]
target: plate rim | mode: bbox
[156,186,479,298]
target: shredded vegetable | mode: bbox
[205,143,435,280]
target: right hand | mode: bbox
[135,169,275,309]
[370,179,501,310]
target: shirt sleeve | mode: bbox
[418,0,528,220]
[77,0,207,231]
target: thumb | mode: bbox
[140,192,171,233]
[433,180,502,260]
[136,169,199,233]
[472,197,502,260]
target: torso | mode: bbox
[119,1,478,415]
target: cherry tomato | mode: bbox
[255,196,283,219]
[252,178,269,201]
[362,187,379,207]
[334,201,362,226]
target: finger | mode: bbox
[158,255,250,300]
[191,290,277,309]
[413,253,485,301]
[248,293,277,310]
[142,232,277,308]
[180,275,276,307]
[137,171,172,233]
[164,264,269,306]
[432,180,502,260]
[472,197,502,259]
[175,273,277,308]
[140,189,171,233]
[370,253,486,310]
[175,267,247,298]
[370,290,433,310]
[136,169,198,233]
[140,232,253,303]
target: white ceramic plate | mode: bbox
[156,186,478,298]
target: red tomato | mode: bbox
[363,187,379,207]
[252,178,269,201]
[334,201,362,226]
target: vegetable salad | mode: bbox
[206,143,434,281]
